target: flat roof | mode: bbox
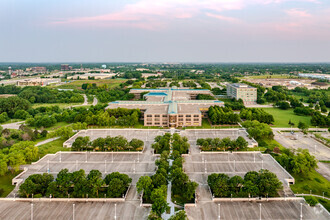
[229,83,255,88]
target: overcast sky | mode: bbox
[1,0,330,63]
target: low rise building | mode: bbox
[16,78,61,86]
[106,88,224,128]
[227,83,257,104]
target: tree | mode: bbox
[229,176,244,194]
[207,173,230,197]
[137,176,153,200]
[169,210,187,220]
[151,186,168,217]
[107,178,126,198]
[87,170,104,197]
[298,121,309,134]
[19,179,36,198]
[0,161,8,176]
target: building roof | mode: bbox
[107,88,224,115]
[229,83,255,88]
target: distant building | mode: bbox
[8,67,12,75]
[67,73,115,80]
[31,67,47,73]
[298,73,330,81]
[227,83,257,104]
[61,64,72,71]
[106,88,224,128]
[16,78,61,86]
[142,72,163,78]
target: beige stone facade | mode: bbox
[227,83,257,104]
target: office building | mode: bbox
[227,83,257,104]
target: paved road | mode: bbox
[92,96,98,105]
[1,121,25,130]
[35,137,60,147]
[272,127,329,132]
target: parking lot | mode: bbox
[64,129,165,148]
[186,200,329,220]
[274,131,330,161]
[0,200,149,220]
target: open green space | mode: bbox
[32,103,83,109]
[55,79,127,90]
[37,138,70,158]
[0,171,21,197]
[291,169,330,198]
[241,74,296,79]
[0,119,23,125]
[261,108,312,127]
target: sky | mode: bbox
[1,0,330,63]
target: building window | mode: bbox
[186,115,191,118]
[155,123,160,125]
[194,119,199,121]
[155,115,160,117]
[147,122,152,125]
[186,119,191,121]
[194,115,199,117]
[162,115,167,118]
[147,115,152,117]
[178,115,183,118]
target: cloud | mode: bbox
[51,0,321,30]
[206,12,241,23]
[286,8,312,17]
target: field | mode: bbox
[37,138,70,158]
[241,74,297,79]
[54,79,127,90]
[262,108,312,127]
[0,171,21,197]
[32,103,83,109]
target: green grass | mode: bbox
[303,196,330,211]
[241,74,296,79]
[32,103,83,109]
[291,169,330,198]
[261,108,312,128]
[44,122,71,131]
[37,138,70,158]
[55,79,127,90]
[0,171,22,197]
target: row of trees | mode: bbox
[208,106,240,125]
[240,108,274,124]
[196,94,215,100]
[224,99,245,110]
[197,136,248,151]
[137,152,170,218]
[72,136,144,151]
[170,152,198,204]
[208,170,282,198]
[19,169,131,198]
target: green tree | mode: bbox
[169,210,187,220]
[137,176,153,201]
[298,121,309,134]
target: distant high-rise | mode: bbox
[31,66,47,73]
[227,83,257,105]
[8,66,12,75]
[61,64,72,71]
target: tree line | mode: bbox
[208,106,240,125]
[208,170,282,198]
[151,133,171,154]
[137,152,169,218]
[197,136,248,151]
[240,108,274,124]
[19,169,131,198]
[72,136,144,151]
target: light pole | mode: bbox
[73,203,75,220]
[218,203,220,220]
[300,203,303,220]
[114,203,117,220]
[31,203,33,220]
[47,160,50,173]
[105,160,107,174]
[259,203,262,220]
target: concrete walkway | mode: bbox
[35,137,60,147]
[1,121,25,130]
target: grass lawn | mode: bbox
[38,138,70,158]
[303,196,330,212]
[43,122,71,132]
[32,103,83,109]
[261,108,312,127]
[0,171,21,197]
[290,169,330,198]
[241,74,296,79]
[55,79,127,90]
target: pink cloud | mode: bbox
[286,8,312,17]
[51,0,321,30]
[206,12,241,23]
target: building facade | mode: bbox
[227,83,257,104]
[106,88,224,128]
